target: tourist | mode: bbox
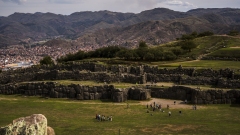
[153,107,155,111]
[167,104,169,109]
[168,111,171,116]
[110,116,112,121]
[174,101,176,105]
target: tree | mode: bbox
[149,47,164,60]
[40,56,54,65]
[180,40,197,52]
[163,52,177,60]
[198,31,214,37]
[125,50,138,60]
[228,30,239,36]
[171,48,183,57]
[75,50,86,60]
[181,34,195,40]
[144,52,155,60]
[138,41,148,48]
[191,31,198,38]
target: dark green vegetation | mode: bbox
[57,35,240,64]
[209,48,240,58]
[228,30,239,36]
[159,60,240,70]
[177,31,214,41]
[40,56,54,65]
[0,95,240,135]
[57,41,179,62]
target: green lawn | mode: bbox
[158,60,240,70]
[209,48,240,58]
[0,95,240,135]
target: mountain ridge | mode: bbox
[0,8,240,48]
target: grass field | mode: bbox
[209,48,240,58]
[157,60,240,70]
[0,95,240,135]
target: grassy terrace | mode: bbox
[20,80,239,91]
[155,60,240,70]
[21,80,135,88]
[209,48,240,58]
[0,95,240,135]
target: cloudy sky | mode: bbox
[0,0,239,16]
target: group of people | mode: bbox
[147,102,169,113]
[147,102,171,111]
[96,114,112,122]
[146,101,184,117]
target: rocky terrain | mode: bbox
[1,8,240,48]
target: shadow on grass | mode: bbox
[100,99,113,103]
[230,104,240,108]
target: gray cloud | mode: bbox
[48,0,78,4]
[166,0,183,5]
[2,0,27,4]
[1,0,239,17]
[165,0,197,8]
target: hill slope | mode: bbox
[0,8,240,48]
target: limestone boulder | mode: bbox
[47,126,55,135]
[0,114,54,135]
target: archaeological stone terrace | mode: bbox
[0,62,240,104]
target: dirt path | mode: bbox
[139,98,201,109]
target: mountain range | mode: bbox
[0,8,240,48]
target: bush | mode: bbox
[227,30,239,36]
[40,56,54,65]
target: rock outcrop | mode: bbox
[0,114,54,135]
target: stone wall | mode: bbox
[0,82,239,104]
[0,82,151,102]
[1,62,240,89]
[151,86,240,104]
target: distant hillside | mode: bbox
[0,8,240,48]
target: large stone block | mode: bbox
[0,114,50,135]
[77,94,83,100]
[83,92,89,100]
[94,93,102,100]
[112,91,124,102]
[89,93,95,100]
